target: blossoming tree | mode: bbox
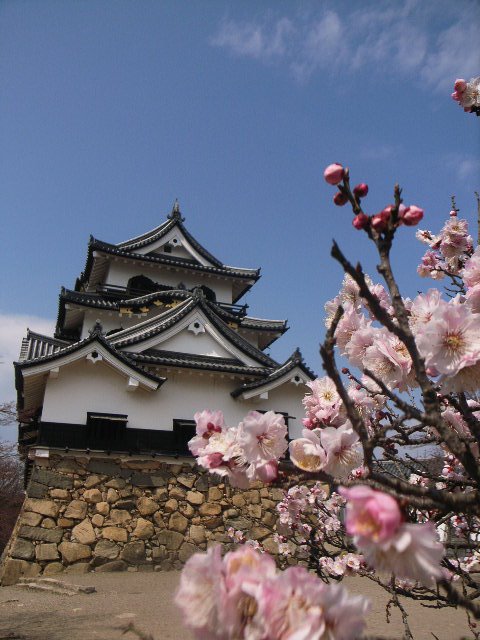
[175,83,480,640]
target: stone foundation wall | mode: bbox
[0,451,309,586]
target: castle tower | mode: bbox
[16,203,315,457]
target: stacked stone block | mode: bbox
[0,453,302,585]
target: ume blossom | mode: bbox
[340,486,444,586]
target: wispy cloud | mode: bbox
[0,313,54,403]
[210,2,480,88]
[443,153,480,183]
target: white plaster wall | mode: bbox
[105,261,233,303]
[41,359,307,436]
[124,329,236,359]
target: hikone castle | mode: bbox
[1,203,315,582]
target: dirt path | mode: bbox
[0,572,474,640]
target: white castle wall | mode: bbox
[40,359,306,437]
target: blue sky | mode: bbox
[0,0,479,430]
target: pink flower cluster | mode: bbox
[175,545,370,640]
[417,214,473,279]
[340,486,445,586]
[189,409,288,487]
[289,422,363,480]
[451,77,480,113]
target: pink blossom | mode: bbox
[462,247,480,289]
[441,360,480,394]
[339,485,402,543]
[345,325,377,368]
[363,332,412,391]
[360,522,445,587]
[320,423,363,479]
[239,410,288,466]
[334,303,371,354]
[256,460,279,483]
[416,229,437,246]
[457,77,480,108]
[465,284,480,313]
[254,565,369,640]
[196,429,250,488]
[417,250,445,280]
[324,163,345,185]
[221,546,276,638]
[439,217,472,263]
[408,289,442,331]
[189,409,225,455]
[340,487,445,586]
[175,545,225,639]
[324,295,341,328]
[416,302,480,376]
[289,429,327,472]
[454,78,467,93]
[302,377,346,428]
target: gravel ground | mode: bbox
[0,572,474,640]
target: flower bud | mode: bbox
[454,78,467,93]
[323,163,345,185]
[401,205,424,226]
[371,213,387,232]
[353,183,369,198]
[451,91,461,102]
[352,213,369,230]
[333,191,348,206]
[449,210,457,217]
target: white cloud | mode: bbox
[422,17,480,90]
[210,2,480,89]
[443,153,480,183]
[0,313,54,404]
[210,17,294,61]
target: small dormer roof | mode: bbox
[231,348,316,399]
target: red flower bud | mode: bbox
[352,213,369,230]
[400,205,424,226]
[371,213,387,232]
[353,183,369,198]
[449,210,457,217]
[323,163,345,185]
[333,191,348,206]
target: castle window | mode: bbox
[86,412,128,448]
[173,419,196,454]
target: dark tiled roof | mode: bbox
[116,207,225,269]
[132,349,271,376]
[373,458,443,480]
[109,291,279,368]
[19,331,72,362]
[231,348,316,398]
[15,331,165,386]
[59,287,286,332]
[78,239,260,291]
